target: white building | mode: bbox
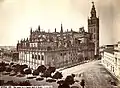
[101,42,120,81]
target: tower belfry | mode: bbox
[88,2,99,56]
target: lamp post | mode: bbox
[80,79,85,88]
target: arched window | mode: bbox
[60,53,62,56]
[38,55,40,60]
[35,54,37,59]
[47,46,52,51]
[41,55,44,60]
[32,54,34,59]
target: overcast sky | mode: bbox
[0,0,120,46]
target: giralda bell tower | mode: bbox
[88,2,99,56]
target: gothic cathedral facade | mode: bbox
[17,2,99,69]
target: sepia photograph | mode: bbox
[0,0,120,88]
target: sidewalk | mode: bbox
[100,63,120,87]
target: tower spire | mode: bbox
[91,1,96,18]
[60,23,63,34]
[38,25,40,31]
[30,27,32,34]
[55,28,56,32]
[92,1,94,5]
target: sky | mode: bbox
[0,0,120,46]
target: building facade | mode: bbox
[101,42,120,81]
[17,2,99,69]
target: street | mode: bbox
[0,58,120,88]
[60,60,120,88]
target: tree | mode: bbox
[6,67,12,72]
[19,64,28,74]
[71,74,75,78]
[0,61,6,72]
[32,69,39,76]
[65,75,75,85]
[71,86,79,88]
[41,70,51,79]
[18,80,31,86]
[52,71,63,79]
[13,64,20,73]
[10,62,14,66]
[24,68,32,77]
[12,64,20,68]
[0,66,6,72]
[47,67,56,73]
[0,61,5,67]
[0,80,4,86]
[21,64,28,69]
[58,74,75,88]
[37,65,46,73]
[58,82,70,88]
[57,80,65,85]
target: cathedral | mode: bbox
[17,2,99,68]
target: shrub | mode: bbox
[0,66,6,72]
[0,80,4,86]
[52,71,63,79]
[47,67,56,73]
[6,67,12,72]
[65,75,75,85]
[24,68,32,75]
[32,69,39,76]
[36,77,44,81]
[37,65,46,73]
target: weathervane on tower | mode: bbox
[92,1,94,5]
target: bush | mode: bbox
[27,76,36,79]
[0,66,6,72]
[19,64,28,74]
[47,67,56,73]
[5,80,14,86]
[9,72,17,76]
[0,80,32,86]
[0,61,5,67]
[111,81,117,86]
[65,75,75,85]
[37,65,46,73]
[52,71,63,79]
[0,80,4,86]
[21,64,28,69]
[24,68,32,75]
[2,72,10,75]
[18,80,31,86]
[6,67,12,72]
[57,80,65,85]
[16,73,25,77]
[36,77,44,81]
[41,70,52,78]
[10,62,14,66]
[46,78,56,83]
[58,83,70,88]
[13,64,21,73]
[71,86,79,88]
[32,69,39,76]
